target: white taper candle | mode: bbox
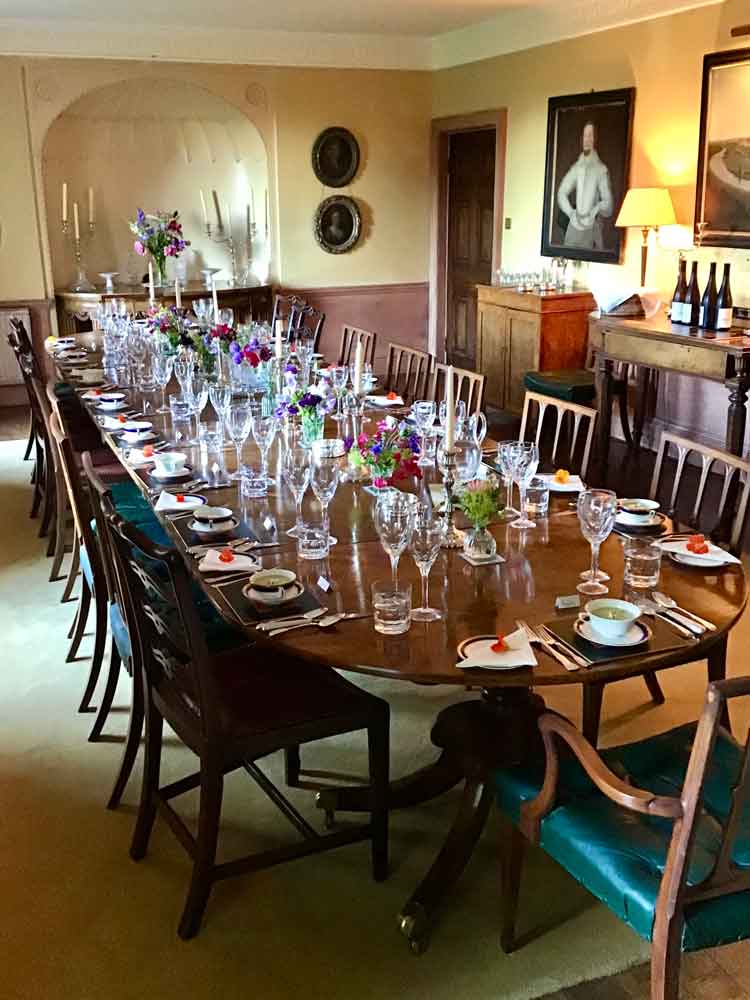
[275,318,283,359]
[73,201,80,240]
[148,261,155,305]
[62,182,68,223]
[445,365,455,451]
[88,187,94,226]
[199,189,208,226]
[353,340,363,394]
[211,277,220,322]
[174,279,182,309]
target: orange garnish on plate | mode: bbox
[175,493,185,503]
[93,389,102,396]
[387,391,398,400]
[687,533,709,554]
[554,469,570,484]
[490,634,508,653]
[142,444,154,458]
[218,547,235,564]
[117,414,127,423]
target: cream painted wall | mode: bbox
[0,56,431,305]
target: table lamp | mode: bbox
[615,187,676,287]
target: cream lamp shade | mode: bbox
[615,187,677,286]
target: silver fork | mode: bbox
[516,620,580,672]
[536,624,592,668]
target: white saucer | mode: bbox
[150,466,192,481]
[188,516,239,535]
[242,580,305,606]
[574,617,651,648]
[615,511,663,528]
[121,431,158,445]
[669,552,730,569]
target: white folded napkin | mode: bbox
[99,414,128,430]
[662,540,741,565]
[124,448,155,468]
[199,549,261,573]
[456,629,537,670]
[367,394,404,406]
[154,491,204,511]
[538,473,584,492]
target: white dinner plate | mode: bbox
[188,516,239,536]
[456,635,532,670]
[669,552,732,569]
[149,466,193,481]
[574,617,651,648]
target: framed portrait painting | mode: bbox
[540,88,635,264]
[694,47,750,249]
[311,127,360,188]
[314,195,361,254]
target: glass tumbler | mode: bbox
[169,395,194,447]
[623,537,662,589]
[525,476,550,517]
[371,581,412,636]
[296,523,330,561]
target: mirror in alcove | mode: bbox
[42,77,269,291]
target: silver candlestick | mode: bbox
[62,218,96,292]
[205,222,238,286]
[241,221,260,286]
[440,449,465,548]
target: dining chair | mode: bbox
[294,302,326,353]
[6,317,36,462]
[7,321,51,528]
[338,325,377,368]
[103,500,390,938]
[518,389,597,481]
[428,362,485,417]
[497,677,750,999]
[29,374,71,583]
[271,293,308,340]
[384,342,431,403]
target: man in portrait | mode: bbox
[556,122,613,250]
[323,207,352,247]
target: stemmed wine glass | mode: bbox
[252,412,278,485]
[576,489,617,595]
[330,365,349,422]
[372,491,416,585]
[224,396,253,480]
[409,505,443,621]
[152,352,174,414]
[173,355,194,396]
[283,446,310,537]
[310,439,344,545]
[510,442,539,529]
[412,400,436,468]
[185,373,209,445]
[439,398,467,436]
[495,441,520,521]
[208,380,232,432]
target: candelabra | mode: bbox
[440,449,465,548]
[62,219,96,292]
[241,221,260,286]
[205,222,238,286]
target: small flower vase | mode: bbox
[463,524,497,561]
[300,409,324,448]
[369,459,395,489]
[151,252,168,287]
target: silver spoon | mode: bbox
[268,613,344,637]
[256,608,327,631]
[652,592,716,632]
[638,600,699,638]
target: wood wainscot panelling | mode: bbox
[0,299,54,406]
[283,282,429,368]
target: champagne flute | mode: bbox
[372,491,417,585]
[409,506,443,621]
[576,489,617,596]
[510,442,539,530]
[152,352,174,414]
[330,365,349,422]
[208,380,232,432]
[224,396,253,480]
[411,400,436,468]
[310,439,344,545]
[283,446,310,537]
[252,412,278,485]
[495,441,520,521]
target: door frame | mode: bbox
[429,109,507,361]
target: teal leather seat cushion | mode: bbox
[494,722,750,950]
[109,601,132,661]
[523,369,596,404]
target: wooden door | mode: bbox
[477,302,508,409]
[505,309,541,414]
[446,129,495,371]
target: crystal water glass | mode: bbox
[576,489,617,596]
[372,581,412,636]
[510,442,539,529]
[310,439,344,545]
[525,476,550,517]
[373,491,416,585]
[412,400,436,468]
[224,397,253,481]
[208,380,232,431]
[409,506,443,621]
[153,353,174,414]
[439,398,467,435]
[297,523,329,560]
[169,395,193,447]
[283,446,310,537]
[623,537,662,589]
[495,442,520,520]
[252,412,278,486]
[330,365,349,422]
[174,355,194,396]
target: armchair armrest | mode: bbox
[519,713,683,843]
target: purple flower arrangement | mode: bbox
[345,418,421,487]
[129,209,190,283]
[145,304,192,350]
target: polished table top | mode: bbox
[56,348,747,692]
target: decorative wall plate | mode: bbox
[311,127,360,188]
[314,196,361,254]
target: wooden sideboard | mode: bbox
[475,286,597,414]
[55,282,273,334]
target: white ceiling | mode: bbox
[0,0,723,68]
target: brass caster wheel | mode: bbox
[398,903,429,956]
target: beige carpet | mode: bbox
[3,437,748,1000]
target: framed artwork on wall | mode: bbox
[311,127,360,188]
[314,195,361,254]
[540,87,635,265]
[694,47,750,249]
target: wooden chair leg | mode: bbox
[368,712,390,883]
[643,670,666,706]
[61,535,80,604]
[582,683,605,746]
[616,384,633,447]
[41,482,55,543]
[89,639,121,741]
[66,579,91,662]
[650,911,683,1000]
[48,491,67,580]
[107,662,143,810]
[67,594,81,639]
[23,420,34,461]
[500,822,525,954]
[130,693,163,860]
[284,746,301,787]
[78,589,108,713]
[178,767,224,940]
[708,636,731,732]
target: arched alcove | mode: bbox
[43,77,269,288]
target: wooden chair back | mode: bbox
[338,325,377,368]
[518,390,597,480]
[7,321,45,435]
[384,343,431,403]
[428,362,485,417]
[81,451,120,606]
[649,432,750,555]
[102,498,221,746]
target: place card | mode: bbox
[460,553,505,567]
[317,575,332,592]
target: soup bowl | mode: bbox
[585,598,641,640]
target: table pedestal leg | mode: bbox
[726,372,750,457]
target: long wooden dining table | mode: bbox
[55,343,748,954]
